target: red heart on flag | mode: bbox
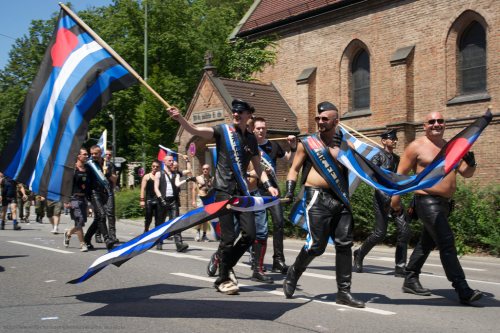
[51,28,78,67]
[444,138,471,173]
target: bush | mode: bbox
[115,187,143,219]
[280,180,499,256]
[450,181,500,256]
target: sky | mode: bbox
[0,0,113,69]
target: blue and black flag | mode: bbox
[0,9,136,201]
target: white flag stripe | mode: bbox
[30,41,103,187]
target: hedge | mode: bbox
[115,181,500,256]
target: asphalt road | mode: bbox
[1,213,499,333]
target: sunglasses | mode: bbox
[314,116,336,122]
[427,119,445,125]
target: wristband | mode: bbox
[290,146,297,153]
[263,180,273,190]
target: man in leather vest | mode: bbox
[154,155,189,252]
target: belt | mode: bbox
[304,186,335,195]
[415,193,451,202]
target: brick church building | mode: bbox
[175,0,498,210]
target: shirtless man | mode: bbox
[282,101,365,308]
[391,111,482,305]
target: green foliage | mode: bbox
[0,0,277,162]
[115,187,143,219]
[449,181,500,255]
[279,180,499,256]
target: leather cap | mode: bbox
[380,129,398,140]
[317,101,338,113]
[232,99,255,113]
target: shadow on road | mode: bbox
[72,283,304,319]
[314,289,500,308]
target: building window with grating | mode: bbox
[459,21,486,94]
[352,49,370,111]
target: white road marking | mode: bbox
[45,280,57,283]
[172,272,396,316]
[41,317,58,320]
[8,241,73,254]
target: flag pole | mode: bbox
[59,3,172,109]
[339,122,384,148]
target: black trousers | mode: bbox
[358,190,410,267]
[159,197,183,244]
[265,194,286,262]
[406,194,471,296]
[84,191,110,243]
[144,199,160,232]
[216,191,256,281]
[297,187,354,291]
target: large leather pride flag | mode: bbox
[68,196,280,284]
[0,9,136,201]
[337,110,492,196]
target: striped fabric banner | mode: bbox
[337,110,492,196]
[68,195,279,284]
[0,9,136,201]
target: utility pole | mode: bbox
[142,0,148,169]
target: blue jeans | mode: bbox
[251,190,268,240]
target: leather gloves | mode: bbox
[462,151,476,167]
[284,180,296,202]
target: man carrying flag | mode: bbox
[167,99,279,295]
[390,112,482,305]
[0,6,136,202]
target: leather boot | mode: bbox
[353,249,363,273]
[272,229,288,274]
[394,266,406,278]
[174,234,188,252]
[251,240,273,284]
[336,291,365,308]
[105,237,115,250]
[336,246,365,307]
[272,259,288,274]
[403,272,431,296]
[283,248,314,298]
[1,220,4,230]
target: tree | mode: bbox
[0,0,276,163]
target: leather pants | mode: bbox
[160,197,184,245]
[144,199,160,232]
[216,192,256,282]
[302,187,354,291]
[105,193,116,239]
[84,191,110,243]
[358,190,410,268]
[406,195,471,296]
[268,201,286,262]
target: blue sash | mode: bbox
[221,124,250,196]
[300,134,350,210]
[85,159,112,195]
[258,146,278,185]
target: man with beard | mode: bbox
[282,101,365,308]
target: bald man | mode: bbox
[391,112,482,305]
